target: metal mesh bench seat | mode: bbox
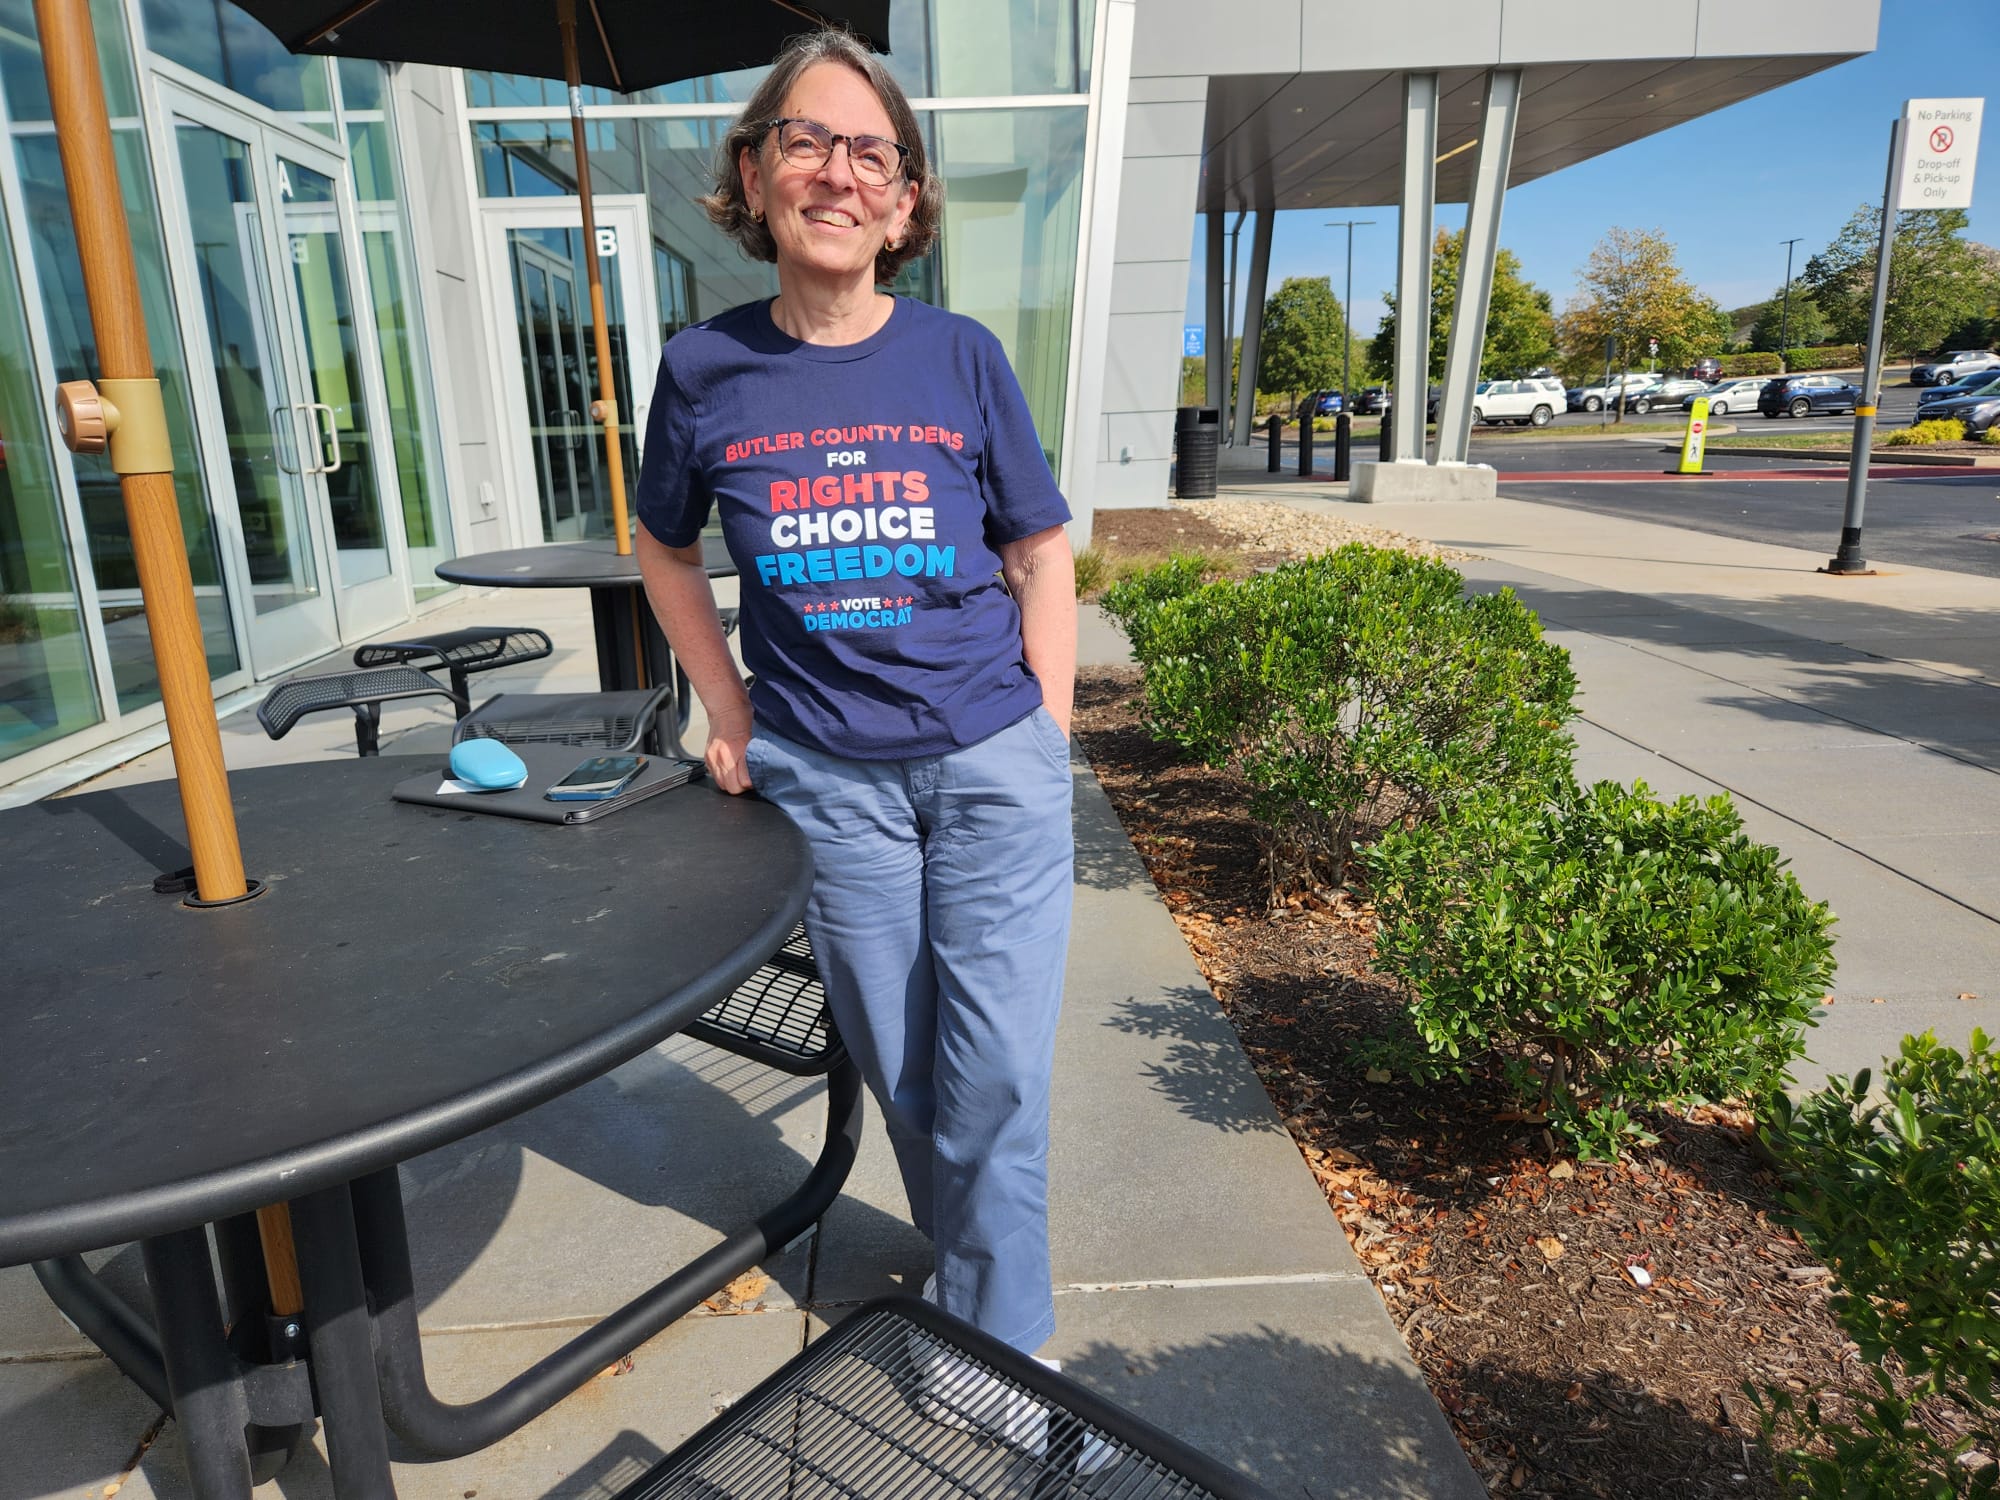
[257,665,465,756]
[609,1296,1277,1500]
[685,924,843,1074]
[354,627,553,707]
[453,686,670,755]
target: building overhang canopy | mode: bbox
[1199,53,1860,213]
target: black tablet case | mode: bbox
[391,742,704,823]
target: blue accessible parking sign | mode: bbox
[1184,325,1203,358]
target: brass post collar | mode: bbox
[54,377,174,473]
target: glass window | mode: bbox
[0,0,137,121]
[0,182,100,762]
[930,0,1089,96]
[339,59,453,598]
[931,107,1087,469]
[475,118,643,200]
[137,0,336,135]
[7,25,239,712]
[632,118,778,323]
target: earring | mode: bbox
[886,235,900,250]
[751,206,764,223]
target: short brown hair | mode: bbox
[701,29,941,285]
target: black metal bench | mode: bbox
[453,686,673,756]
[353,627,553,709]
[609,1296,1278,1499]
[686,923,842,1074]
[256,665,466,756]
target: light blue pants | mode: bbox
[745,708,1075,1352]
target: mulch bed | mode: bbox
[1069,517,1877,1497]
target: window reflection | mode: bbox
[137,0,337,135]
[0,194,99,762]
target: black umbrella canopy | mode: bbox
[235,0,892,93]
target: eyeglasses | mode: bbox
[765,117,910,187]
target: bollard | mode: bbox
[1266,413,1281,473]
[1297,410,1314,478]
[1378,408,1394,462]
[1333,412,1352,482]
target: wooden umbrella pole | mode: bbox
[35,0,246,904]
[558,0,634,556]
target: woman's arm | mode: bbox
[998,524,1077,738]
[636,525,755,793]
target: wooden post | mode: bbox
[557,0,634,556]
[36,0,246,903]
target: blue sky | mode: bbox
[1185,0,1997,340]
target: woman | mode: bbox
[634,29,1077,1363]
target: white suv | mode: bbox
[1913,350,2000,386]
[1471,377,1563,427]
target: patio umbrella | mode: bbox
[237,0,894,557]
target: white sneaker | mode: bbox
[911,1277,1114,1476]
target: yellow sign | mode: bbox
[1678,397,1709,474]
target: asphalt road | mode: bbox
[1465,378,1928,436]
[1475,421,2000,578]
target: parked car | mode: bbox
[1966,400,2000,439]
[1470,377,1561,427]
[1911,350,2000,386]
[1917,371,2000,409]
[1682,377,1766,418]
[1565,373,1658,413]
[1623,377,1709,414]
[1757,374,1862,418]
[1917,387,2000,429]
[1351,386,1391,415]
[1310,390,1345,415]
[1688,357,1723,381]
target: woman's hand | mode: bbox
[705,701,755,795]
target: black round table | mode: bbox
[435,535,734,698]
[0,755,812,1498]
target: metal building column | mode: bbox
[1389,72,1439,463]
[1434,68,1522,465]
[1204,211,1226,416]
[1232,210,1275,449]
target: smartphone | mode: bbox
[545,754,647,802]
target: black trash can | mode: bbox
[1173,406,1220,499]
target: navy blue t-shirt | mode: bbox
[635,297,1071,760]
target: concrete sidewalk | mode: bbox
[1232,476,2000,1087]
[2,580,1482,1497]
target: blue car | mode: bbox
[1310,390,1345,415]
[1917,371,2000,410]
[1757,375,1861,418]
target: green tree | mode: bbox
[1749,281,1828,352]
[1800,204,1988,361]
[1365,230,1556,383]
[1555,228,1729,403]
[1255,276,1351,411]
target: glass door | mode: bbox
[158,83,406,675]
[484,200,658,546]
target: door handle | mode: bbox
[310,402,342,474]
[273,404,301,473]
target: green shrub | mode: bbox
[1100,552,1229,660]
[1781,345,1865,373]
[1072,545,1110,599]
[1756,1030,2000,1497]
[1366,778,1835,1158]
[1883,419,1968,447]
[1718,351,1785,377]
[1122,546,1576,890]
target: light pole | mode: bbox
[1325,219,1376,408]
[1777,237,1803,361]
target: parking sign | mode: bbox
[1184,325,1203,358]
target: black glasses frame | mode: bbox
[764,117,912,185]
